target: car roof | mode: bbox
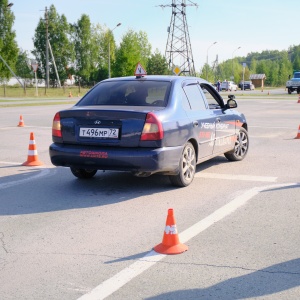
[100,75,209,85]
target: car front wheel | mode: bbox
[70,167,97,179]
[224,127,249,161]
[169,142,196,187]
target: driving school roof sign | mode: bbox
[134,62,147,77]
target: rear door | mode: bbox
[182,81,216,158]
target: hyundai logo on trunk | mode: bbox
[94,120,101,124]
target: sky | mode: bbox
[10,0,300,73]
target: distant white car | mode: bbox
[221,81,238,91]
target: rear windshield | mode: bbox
[77,80,171,107]
[294,73,300,78]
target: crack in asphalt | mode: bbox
[2,249,300,277]
[0,232,8,253]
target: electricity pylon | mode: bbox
[159,0,198,76]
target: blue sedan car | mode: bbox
[49,75,249,187]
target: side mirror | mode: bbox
[226,99,237,109]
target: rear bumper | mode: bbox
[49,143,183,175]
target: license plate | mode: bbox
[79,127,119,138]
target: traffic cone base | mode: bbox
[153,208,188,255]
[18,115,25,127]
[154,241,188,255]
[22,132,44,166]
[22,157,44,166]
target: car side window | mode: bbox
[183,84,207,111]
[181,89,192,110]
[200,84,223,109]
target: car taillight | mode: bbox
[140,112,164,141]
[52,112,62,137]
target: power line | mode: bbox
[159,0,197,76]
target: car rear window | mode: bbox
[77,80,171,107]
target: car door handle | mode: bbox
[193,121,199,127]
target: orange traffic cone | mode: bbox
[17,115,25,127]
[153,208,188,255]
[22,132,44,166]
[295,125,300,139]
[297,95,300,103]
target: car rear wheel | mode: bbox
[169,142,196,187]
[224,127,249,161]
[70,167,97,179]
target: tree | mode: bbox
[147,49,169,75]
[249,58,257,74]
[267,61,279,86]
[71,14,100,85]
[0,0,19,80]
[88,24,108,83]
[278,52,292,85]
[32,5,74,86]
[15,49,34,81]
[113,29,151,77]
[217,60,234,82]
[289,45,300,72]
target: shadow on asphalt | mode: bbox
[145,258,300,300]
[0,156,230,216]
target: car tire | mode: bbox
[70,167,97,179]
[224,127,249,161]
[169,142,196,187]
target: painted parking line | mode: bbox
[0,126,52,130]
[0,161,22,165]
[195,172,277,182]
[0,167,53,190]
[77,182,298,300]
[249,125,294,129]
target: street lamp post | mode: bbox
[206,42,217,81]
[108,23,121,78]
[232,46,241,80]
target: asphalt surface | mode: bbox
[0,94,300,300]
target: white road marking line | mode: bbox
[195,173,277,182]
[249,125,293,129]
[78,251,166,300]
[0,161,21,165]
[0,161,55,168]
[77,182,298,300]
[0,126,52,130]
[0,168,53,189]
